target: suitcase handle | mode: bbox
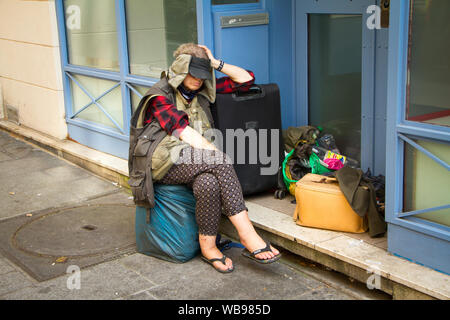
[312,177,338,184]
[231,85,265,101]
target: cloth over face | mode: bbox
[167,54,216,104]
[188,56,212,80]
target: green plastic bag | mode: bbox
[282,149,298,195]
[309,153,332,175]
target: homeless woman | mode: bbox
[130,43,280,273]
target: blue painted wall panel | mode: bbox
[213,10,270,84]
[67,123,129,160]
[388,223,450,275]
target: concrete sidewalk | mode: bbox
[0,129,372,300]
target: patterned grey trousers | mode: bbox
[159,147,247,236]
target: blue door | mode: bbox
[199,0,297,131]
[199,1,271,83]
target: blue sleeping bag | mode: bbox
[135,184,199,263]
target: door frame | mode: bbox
[295,0,377,172]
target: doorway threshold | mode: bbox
[1,119,448,300]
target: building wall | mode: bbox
[0,0,67,139]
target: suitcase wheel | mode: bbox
[274,189,286,200]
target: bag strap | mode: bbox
[216,234,244,251]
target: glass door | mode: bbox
[296,0,376,170]
[309,14,363,162]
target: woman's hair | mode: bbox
[173,43,208,59]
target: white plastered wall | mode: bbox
[0,0,67,139]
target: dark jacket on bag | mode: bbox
[333,166,387,238]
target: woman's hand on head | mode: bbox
[198,45,220,69]
[198,44,252,83]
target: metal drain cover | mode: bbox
[13,204,135,258]
[0,203,136,281]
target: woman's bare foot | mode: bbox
[240,231,280,261]
[228,211,280,261]
[199,235,233,272]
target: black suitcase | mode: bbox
[211,84,284,195]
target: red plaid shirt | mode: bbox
[144,71,255,137]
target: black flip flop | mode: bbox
[201,255,234,274]
[241,241,282,264]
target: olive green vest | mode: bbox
[150,90,214,180]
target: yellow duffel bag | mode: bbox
[293,174,368,233]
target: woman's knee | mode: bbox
[192,173,220,196]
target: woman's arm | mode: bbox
[198,45,253,83]
[145,96,189,135]
[145,97,215,151]
[177,126,217,151]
